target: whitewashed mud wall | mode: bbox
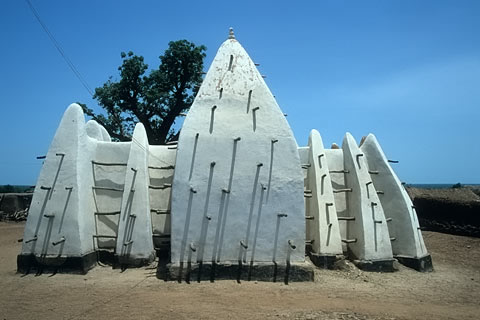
[92,140,130,251]
[148,145,176,250]
[325,148,349,253]
[360,134,432,270]
[19,104,97,272]
[170,34,305,265]
[304,130,342,265]
[19,31,432,274]
[115,124,155,265]
[342,133,394,269]
[19,104,156,272]
[301,132,432,271]
[90,122,154,266]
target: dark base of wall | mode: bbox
[114,252,156,268]
[352,259,395,272]
[164,261,314,283]
[17,250,156,274]
[17,252,97,275]
[396,254,433,272]
[95,250,155,269]
[308,252,340,269]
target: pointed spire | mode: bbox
[228,27,235,39]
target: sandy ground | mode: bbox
[1,222,479,320]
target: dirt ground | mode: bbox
[1,222,479,320]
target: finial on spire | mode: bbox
[228,27,235,39]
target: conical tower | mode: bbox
[170,29,307,279]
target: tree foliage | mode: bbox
[81,40,206,144]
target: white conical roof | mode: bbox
[170,31,305,264]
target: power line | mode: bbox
[25,0,94,96]
[131,136,173,167]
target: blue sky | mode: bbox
[1,0,479,184]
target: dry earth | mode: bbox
[1,222,479,320]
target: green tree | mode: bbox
[81,40,206,144]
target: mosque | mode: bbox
[17,29,432,280]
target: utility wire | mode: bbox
[131,136,174,167]
[25,1,176,167]
[25,0,94,96]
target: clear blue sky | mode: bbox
[1,0,479,185]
